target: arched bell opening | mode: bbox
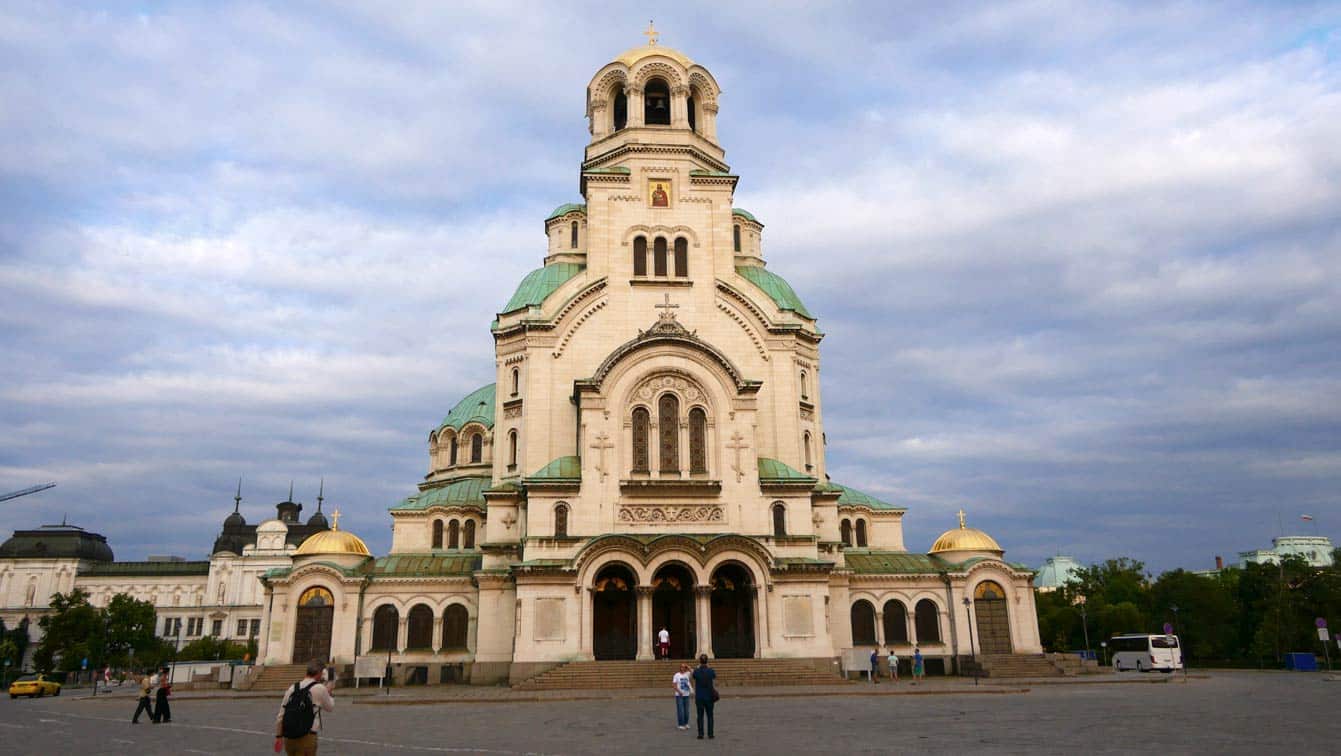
[644,78,671,125]
[592,563,638,660]
[651,562,696,659]
[709,563,756,658]
[612,87,628,131]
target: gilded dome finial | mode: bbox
[957,508,967,528]
[643,20,659,47]
[331,508,341,531]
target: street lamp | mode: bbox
[962,597,978,686]
[1169,604,1186,681]
[1078,598,1092,660]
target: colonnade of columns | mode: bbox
[590,85,719,142]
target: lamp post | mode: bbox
[1078,598,1092,660]
[1170,604,1186,681]
[962,597,978,686]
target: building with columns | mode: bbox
[2,34,1042,683]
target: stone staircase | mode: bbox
[514,658,845,690]
[246,664,310,692]
[971,653,1067,678]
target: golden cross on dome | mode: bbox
[957,509,967,528]
[331,509,342,530]
[643,20,659,47]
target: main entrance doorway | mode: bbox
[292,586,334,664]
[592,563,637,660]
[974,581,1013,655]
[709,564,755,658]
[651,563,695,659]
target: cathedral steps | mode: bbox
[513,658,845,690]
[246,664,312,691]
[970,653,1067,678]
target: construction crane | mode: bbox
[0,482,56,503]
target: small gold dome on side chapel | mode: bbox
[294,509,371,557]
[929,509,1003,555]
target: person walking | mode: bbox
[869,648,881,684]
[691,654,717,740]
[658,627,671,660]
[131,670,155,723]
[912,647,925,683]
[152,667,172,723]
[888,649,900,682]
[672,662,694,730]
[275,660,336,755]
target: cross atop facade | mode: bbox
[331,508,342,530]
[655,292,678,314]
[957,508,966,528]
[643,20,659,47]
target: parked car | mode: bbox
[9,673,62,698]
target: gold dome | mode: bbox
[616,44,693,69]
[929,510,1003,555]
[294,510,371,557]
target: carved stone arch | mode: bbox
[701,535,775,574]
[573,535,655,581]
[688,68,720,102]
[589,66,630,113]
[621,224,700,248]
[632,60,686,89]
[715,298,770,362]
[621,369,714,416]
[591,331,756,395]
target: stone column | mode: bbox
[397,617,408,653]
[627,87,645,128]
[636,586,655,660]
[581,588,595,659]
[432,616,443,654]
[671,85,689,129]
[694,586,713,658]
[590,98,608,140]
[752,586,770,656]
[702,101,719,141]
[875,610,886,649]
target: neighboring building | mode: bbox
[1034,556,1084,593]
[1,35,1044,682]
[1239,536,1335,568]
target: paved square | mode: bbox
[0,672,1333,754]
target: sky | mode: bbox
[1,1,1339,573]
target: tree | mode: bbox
[34,589,163,672]
[176,635,248,662]
[103,594,158,667]
[1150,569,1237,662]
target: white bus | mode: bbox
[1109,634,1183,672]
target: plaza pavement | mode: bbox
[0,670,1333,754]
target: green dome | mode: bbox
[437,383,496,432]
[736,265,814,320]
[500,263,585,315]
[546,203,587,222]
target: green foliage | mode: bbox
[176,636,248,661]
[1036,553,1341,665]
[34,589,166,672]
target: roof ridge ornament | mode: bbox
[643,20,659,47]
[958,508,967,529]
[331,509,341,531]
[234,477,242,513]
[316,477,324,512]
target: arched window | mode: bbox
[658,393,680,473]
[570,221,578,249]
[554,503,568,537]
[446,436,457,466]
[856,519,869,548]
[687,92,697,132]
[510,367,520,397]
[613,87,628,131]
[442,604,469,649]
[915,599,941,643]
[688,407,707,474]
[508,430,518,468]
[406,604,434,649]
[733,224,741,252]
[800,370,809,400]
[803,432,813,472]
[840,519,853,547]
[673,237,688,277]
[631,407,650,473]
[448,520,460,549]
[850,600,877,646]
[772,503,786,537]
[371,605,399,651]
[463,519,476,549]
[644,78,670,125]
[883,600,909,643]
[633,236,647,276]
[470,434,482,463]
[432,520,443,549]
[653,237,668,276]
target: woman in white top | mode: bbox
[672,663,694,730]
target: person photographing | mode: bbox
[275,660,335,755]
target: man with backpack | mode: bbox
[275,660,335,755]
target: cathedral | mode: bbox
[0,36,1041,684]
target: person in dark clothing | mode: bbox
[152,667,171,723]
[690,654,716,739]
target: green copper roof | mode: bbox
[736,266,814,320]
[437,384,495,432]
[369,554,481,577]
[584,166,630,175]
[691,169,734,177]
[845,551,952,575]
[758,457,817,484]
[526,455,582,482]
[546,203,587,221]
[832,483,904,512]
[390,476,490,511]
[501,263,585,315]
[732,208,758,222]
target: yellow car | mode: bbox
[8,674,61,698]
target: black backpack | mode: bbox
[280,682,317,739]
